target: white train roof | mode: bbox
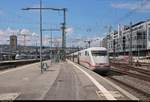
[69,47,107,55]
[86,47,107,51]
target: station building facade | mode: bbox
[102,20,150,57]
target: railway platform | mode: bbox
[0,60,139,100]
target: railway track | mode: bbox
[71,59,150,99]
[107,68,150,99]
[71,60,150,99]
[109,62,150,82]
[111,62,150,77]
[73,59,150,82]
[110,60,150,66]
[110,67,150,82]
[107,76,150,99]
[108,63,150,99]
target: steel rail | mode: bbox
[110,68,150,82]
[107,77,150,98]
[111,63,150,76]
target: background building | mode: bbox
[102,20,150,57]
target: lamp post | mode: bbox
[61,8,67,61]
[22,0,67,72]
[129,22,133,65]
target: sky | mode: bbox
[0,0,150,47]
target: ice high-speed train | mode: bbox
[68,47,110,73]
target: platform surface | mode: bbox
[0,60,138,100]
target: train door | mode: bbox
[85,50,90,68]
[77,52,81,64]
[89,50,95,67]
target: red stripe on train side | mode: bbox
[80,60,96,67]
[80,60,109,67]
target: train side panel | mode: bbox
[68,47,110,73]
[79,50,94,70]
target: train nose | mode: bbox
[96,63,110,67]
[94,64,110,73]
[93,66,110,74]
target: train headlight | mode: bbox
[96,63,110,67]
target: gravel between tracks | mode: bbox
[110,74,150,100]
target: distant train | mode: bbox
[67,47,110,73]
[15,54,37,60]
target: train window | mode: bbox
[85,51,89,56]
[91,51,107,56]
[87,52,89,56]
[85,51,87,56]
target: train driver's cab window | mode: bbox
[91,51,107,56]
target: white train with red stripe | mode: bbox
[69,47,110,73]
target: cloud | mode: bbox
[20,29,31,35]
[32,32,38,36]
[0,28,38,45]
[111,0,150,12]
[112,3,136,10]
[0,28,18,44]
[0,27,18,36]
[0,28,63,46]
[65,27,74,38]
[0,30,4,35]
[2,28,34,46]
[65,27,74,34]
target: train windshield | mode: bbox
[91,50,107,56]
